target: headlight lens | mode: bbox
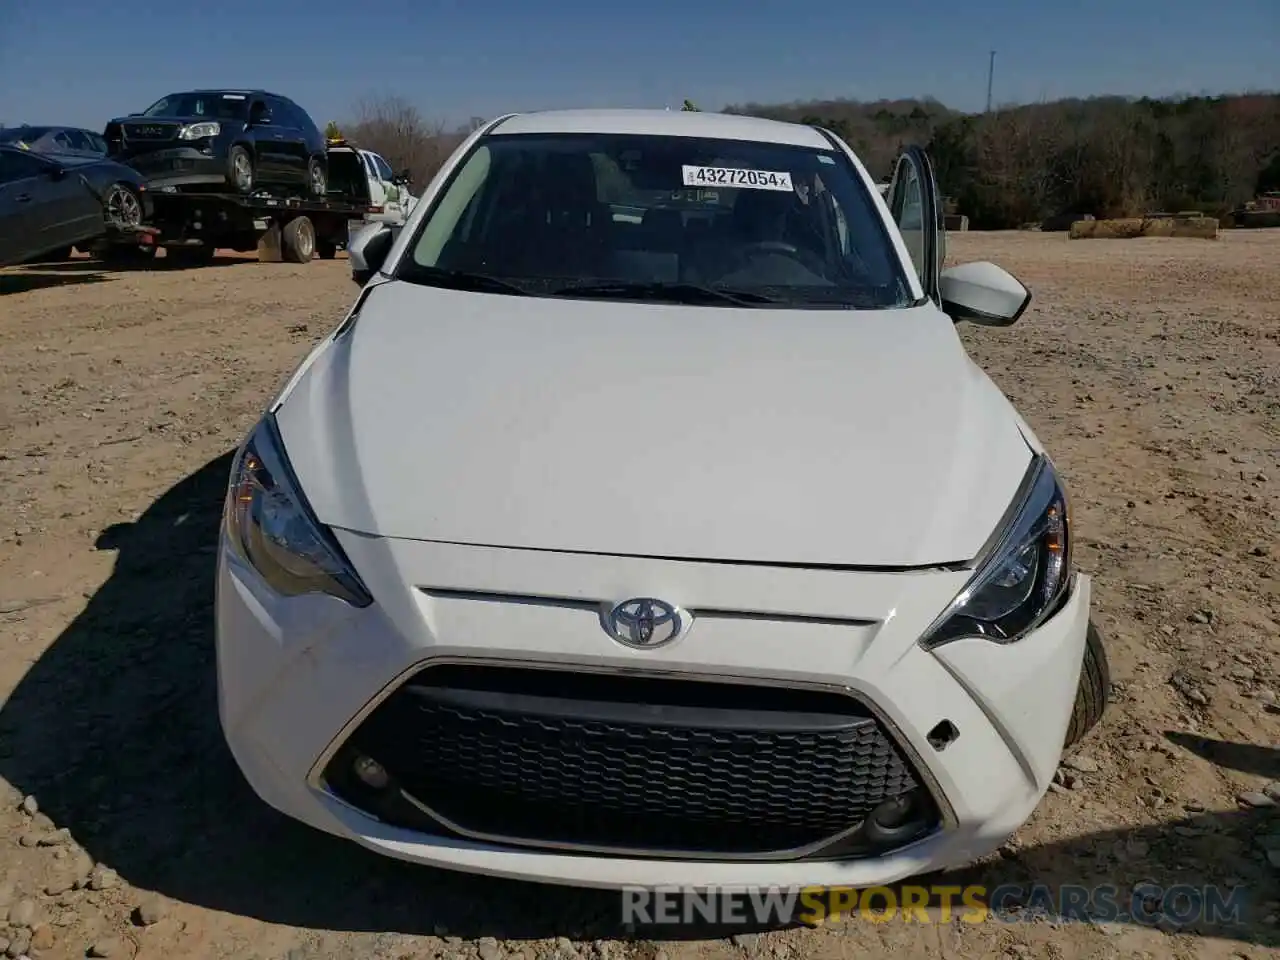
[919,454,1071,649]
[224,416,373,607]
[179,121,221,140]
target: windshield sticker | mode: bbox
[222,94,247,100]
[681,165,794,192]
[818,155,835,164]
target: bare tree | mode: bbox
[346,95,456,187]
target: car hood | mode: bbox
[48,154,106,167]
[113,114,213,123]
[274,281,1033,567]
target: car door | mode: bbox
[0,151,41,264]
[268,96,307,184]
[886,145,944,305]
[0,151,97,264]
[247,98,287,185]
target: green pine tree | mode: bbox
[681,99,699,112]
[324,121,342,140]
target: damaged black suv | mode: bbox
[104,89,328,197]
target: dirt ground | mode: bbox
[0,231,1277,960]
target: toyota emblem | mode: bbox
[602,598,688,649]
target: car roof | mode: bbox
[490,109,832,149]
[166,88,277,98]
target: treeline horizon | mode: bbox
[339,89,1280,230]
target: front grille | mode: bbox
[324,665,938,859]
[123,122,177,142]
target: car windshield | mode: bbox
[399,132,912,308]
[141,93,249,119]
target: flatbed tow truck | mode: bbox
[100,138,377,265]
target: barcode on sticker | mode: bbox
[681,165,794,192]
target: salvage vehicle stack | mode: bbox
[1,88,414,268]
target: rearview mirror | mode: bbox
[939,261,1031,326]
[348,222,395,286]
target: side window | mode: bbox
[53,131,77,152]
[891,159,925,287]
[287,100,321,140]
[895,162,923,230]
[67,131,95,152]
[249,99,272,125]
[88,133,109,154]
[0,151,48,184]
[887,147,941,301]
[374,155,395,181]
[266,97,292,126]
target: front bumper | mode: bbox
[118,147,226,189]
[215,532,1091,889]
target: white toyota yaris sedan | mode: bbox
[216,108,1110,890]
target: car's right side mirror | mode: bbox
[348,222,395,286]
[939,261,1032,326]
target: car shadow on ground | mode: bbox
[34,253,253,273]
[0,271,114,295]
[0,451,1276,947]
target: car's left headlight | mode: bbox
[179,122,220,140]
[224,415,373,607]
[919,454,1072,649]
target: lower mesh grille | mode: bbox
[324,665,938,859]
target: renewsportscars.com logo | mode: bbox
[620,883,1250,927]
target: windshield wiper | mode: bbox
[404,266,530,296]
[552,281,776,306]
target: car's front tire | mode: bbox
[1064,620,1110,748]
[228,145,255,194]
[104,183,143,229]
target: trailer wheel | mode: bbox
[316,239,338,259]
[228,146,255,195]
[281,216,316,263]
[308,156,328,197]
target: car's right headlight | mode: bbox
[918,454,1072,650]
[223,415,373,607]
[179,121,220,140]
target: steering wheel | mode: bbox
[735,239,828,278]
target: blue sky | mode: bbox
[1,0,1276,131]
